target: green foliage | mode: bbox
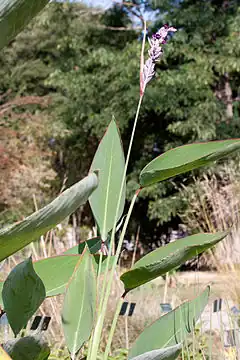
[89,120,126,241]
[3,335,50,360]
[44,0,240,230]
[0,253,115,306]
[129,345,182,360]
[2,257,46,336]
[62,248,96,358]
[0,0,49,50]
[140,140,240,186]
[128,287,210,359]
[120,231,227,290]
[180,327,210,360]
[0,256,112,306]
[0,173,98,261]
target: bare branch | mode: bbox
[0,95,50,117]
[96,24,141,31]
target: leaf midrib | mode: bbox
[102,135,114,240]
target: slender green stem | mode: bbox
[87,249,103,360]
[97,250,103,289]
[90,21,147,360]
[89,191,139,360]
[87,332,94,360]
[99,22,147,307]
[103,297,124,360]
[140,21,147,95]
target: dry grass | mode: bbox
[179,162,240,359]
[0,96,63,224]
[180,163,240,269]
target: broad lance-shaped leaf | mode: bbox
[121,232,227,291]
[62,248,96,357]
[35,255,84,298]
[3,335,50,360]
[140,139,240,187]
[0,173,98,261]
[2,257,46,336]
[33,253,114,297]
[0,253,115,306]
[89,120,125,241]
[128,287,210,359]
[0,0,50,50]
[130,344,182,360]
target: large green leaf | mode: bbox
[34,255,84,298]
[33,254,113,297]
[2,257,46,336]
[0,0,50,50]
[89,120,125,241]
[0,253,115,306]
[3,335,50,360]
[62,248,96,357]
[140,139,240,187]
[128,287,210,359]
[121,232,227,291]
[0,256,78,305]
[130,344,182,360]
[0,173,98,261]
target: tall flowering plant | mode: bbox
[1,5,240,360]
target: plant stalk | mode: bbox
[103,297,124,360]
[89,190,139,360]
[90,21,147,360]
[98,20,147,311]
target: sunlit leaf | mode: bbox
[89,120,125,241]
[34,254,114,297]
[130,344,182,360]
[0,173,98,261]
[121,232,227,291]
[129,287,210,359]
[0,253,115,306]
[62,248,96,357]
[140,139,240,187]
[0,0,50,50]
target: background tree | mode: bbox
[0,0,239,247]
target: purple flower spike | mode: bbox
[141,24,177,94]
